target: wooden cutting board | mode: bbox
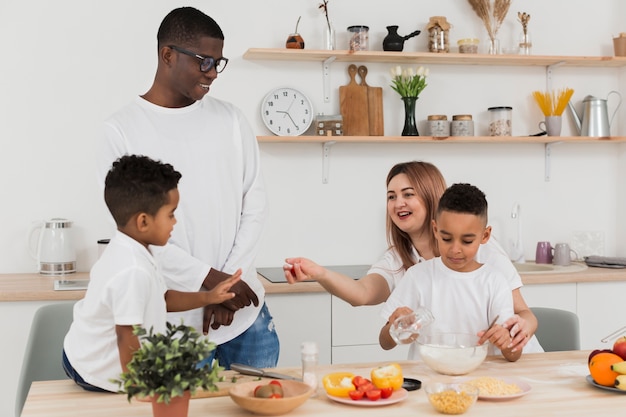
[358,65,384,136]
[340,64,370,136]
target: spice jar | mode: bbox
[457,38,479,54]
[488,106,512,136]
[347,25,369,51]
[427,16,451,53]
[451,114,474,136]
[427,115,450,137]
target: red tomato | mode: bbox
[365,388,382,401]
[357,382,376,393]
[348,390,364,400]
[253,385,262,396]
[380,387,393,399]
[269,380,282,388]
[269,393,283,399]
[352,376,370,387]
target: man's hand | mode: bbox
[203,268,259,311]
[203,304,235,334]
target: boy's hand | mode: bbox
[477,324,511,350]
[205,269,242,306]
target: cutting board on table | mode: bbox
[340,64,370,136]
[358,65,384,136]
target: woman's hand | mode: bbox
[283,257,326,283]
[502,314,531,352]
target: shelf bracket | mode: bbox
[322,56,336,103]
[544,141,563,182]
[322,140,336,184]
[545,61,565,91]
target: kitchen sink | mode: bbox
[513,261,588,274]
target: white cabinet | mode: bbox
[331,296,409,364]
[265,292,331,367]
[577,281,626,350]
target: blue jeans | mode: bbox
[203,302,280,370]
[62,350,113,393]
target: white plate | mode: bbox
[460,377,531,401]
[586,375,626,393]
[326,388,408,406]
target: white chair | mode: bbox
[15,302,75,417]
[531,307,580,352]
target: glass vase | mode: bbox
[488,37,500,54]
[324,21,336,50]
[401,97,419,136]
[519,31,532,55]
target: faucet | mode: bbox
[510,202,525,263]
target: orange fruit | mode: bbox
[589,352,623,386]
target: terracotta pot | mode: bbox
[151,391,190,417]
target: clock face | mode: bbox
[261,87,313,136]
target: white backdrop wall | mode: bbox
[1,0,625,274]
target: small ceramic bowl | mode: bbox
[229,380,313,415]
[425,382,479,414]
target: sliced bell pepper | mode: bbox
[370,363,403,390]
[322,372,356,397]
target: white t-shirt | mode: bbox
[381,257,515,359]
[63,231,167,391]
[369,238,522,293]
[97,95,267,343]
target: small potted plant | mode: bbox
[114,322,223,417]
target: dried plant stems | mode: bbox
[467,0,511,41]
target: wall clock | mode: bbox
[260,87,313,136]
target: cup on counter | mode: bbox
[535,241,553,264]
[539,116,562,137]
[553,243,578,266]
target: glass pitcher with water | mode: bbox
[389,307,435,344]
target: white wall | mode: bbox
[2,0,624,275]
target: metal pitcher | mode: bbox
[567,91,622,137]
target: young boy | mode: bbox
[63,155,241,392]
[379,183,521,362]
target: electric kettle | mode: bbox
[28,218,76,275]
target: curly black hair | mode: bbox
[157,7,224,48]
[437,183,488,221]
[104,155,181,227]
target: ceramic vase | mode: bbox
[401,97,419,136]
[151,391,191,417]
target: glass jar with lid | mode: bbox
[347,25,369,51]
[427,16,451,53]
[488,106,512,136]
[451,114,474,136]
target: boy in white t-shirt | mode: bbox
[63,155,241,392]
[379,183,522,362]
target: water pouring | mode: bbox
[567,91,622,137]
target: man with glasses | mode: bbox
[96,7,279,369]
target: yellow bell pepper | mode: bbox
[370,363,403,390]
[322,372,355,397]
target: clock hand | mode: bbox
[284,112,298,127]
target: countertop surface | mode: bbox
[2,263,626,302]
[21,350,624,417]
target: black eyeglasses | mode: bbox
[168,45,229,73]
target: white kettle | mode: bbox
[28,218,76,275]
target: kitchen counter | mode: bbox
[1,264,626,301]
[20,350,623,417]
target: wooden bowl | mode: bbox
[229,380,313,415]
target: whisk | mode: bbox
[532,88,574,116]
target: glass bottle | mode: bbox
[519,31,532,55]
[324,21,336,50]
[301,341,319,395]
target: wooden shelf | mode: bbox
[257,135,626,144]
[244,48,626,68]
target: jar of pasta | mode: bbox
[488,107,512,136]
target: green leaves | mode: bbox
[113,322,221,404]
[389,65,429,98]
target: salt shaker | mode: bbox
[301,341,319,394]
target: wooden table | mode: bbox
[21,350,625,416]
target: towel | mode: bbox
[584,255,626,268]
